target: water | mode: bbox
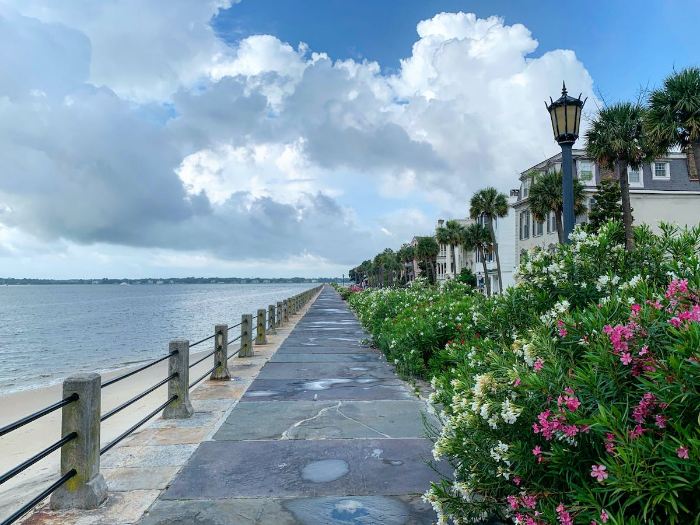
[0,283,316,396]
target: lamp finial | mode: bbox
[562,81,567,96]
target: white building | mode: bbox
[514,150,700,261]
[435,191,518,294]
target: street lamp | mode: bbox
[546,82,586,243]
[342,273,345,286]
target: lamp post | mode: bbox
[546,82,586,244]
[342,273,345,286]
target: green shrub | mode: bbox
[347,222,700,524]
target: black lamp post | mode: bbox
[546,82,586,243]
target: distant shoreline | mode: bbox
[1,278,336,285]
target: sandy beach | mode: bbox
[0,346,221,516]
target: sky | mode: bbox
[0,0,697,279]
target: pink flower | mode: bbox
[559,328,568,338]
[600,510,609,523]
[655,414,668,428]
[532,446,542,456]
[591,464,608,482]
[513,477,521,485]
[534,358,544,371]
[631,303,641,313]
[476,334,480,338]
[514,378,521,387]
[620,352,632,365]
[677,446,689,459]
[639,345,648,356]
[628,424,644,440]
[507,495,519,510]
[557,319,564,327]
[522,494,537,509]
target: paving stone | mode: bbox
[256,362,396,380]
[24,490,159,525]
[103,467,180,491]
[123,426,211,446]
[190,382,249,400]
[269,352,384,363]
[191,398,234,413]
[101,444,198,469]
[214,400,436,441]
[240,378,415,402]
[148,411,218,429]
[162,438,444,499]
[139,495,436,525]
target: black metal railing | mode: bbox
[0,393,80,525]
[0,285,322,524]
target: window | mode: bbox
[578,160,595,184]
[519,211,530,240]
[628,166,643,187]
[547,211,558,233]
[653,161,670,179]
[533,219,543,237]
[519,250,527,264]
[522,179,529,198]
[588,198,597,211]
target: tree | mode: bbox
[646,67,700,182]
[470,188,509,293]
[456,267,477,288]
[397,243,416,284]
[461,223,493,296]
[348,268,356,284]
[587,177,624,232]
[585,102,662,251]
[528,169,587,244]
[416,236,439,285]
[435,220,465,277]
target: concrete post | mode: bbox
[240,314,254,357]
[291,296,297,315]
[283,299,289,323]
[50,373,108,510]
[210,325,231,380]
[163,340,194,419]
[267,304,277,335]
[276,301,284,328]
[255,309,268,345]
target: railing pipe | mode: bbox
[162,340,194,419]
[50,373,107,510]
[211,325,231,380]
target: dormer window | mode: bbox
[577,160,595,183]
[652,161,670,179]
[628,166,644,187]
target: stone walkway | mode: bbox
[139,286,442,525]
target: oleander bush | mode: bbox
[345,222,700,525]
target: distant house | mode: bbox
[513,150,700,262]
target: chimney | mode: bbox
[438,219,444,226]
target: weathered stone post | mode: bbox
[210,325,231,380]
[291,295,297,315]
[50,373,108,510]
[283,299,289,323]
[276,301,284,328]
[267,304,277,335]
[240,314,254,357]
[255,309,268,345]
[163,340,194,419]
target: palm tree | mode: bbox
[585,102,662,251]
[397,243,415,284]
[528,169,587,244]
[416,236,439,284]
[469,187,509,293]
[646,67,700,182]
[435,220,465,277]
[461,223,493,296]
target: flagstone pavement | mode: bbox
[138,286,444,525]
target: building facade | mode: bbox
[513,150,699,262]
[434,191,518,294]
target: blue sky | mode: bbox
[214,0,699,103]
[0,1,697,278]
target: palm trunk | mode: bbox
[481,247,491,296]
[688,141,700,182]
[451,243,456,275]
[555,210,564,244]
[617,160,634,251]
[487,218,503,293]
